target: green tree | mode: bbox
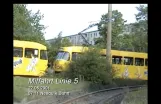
[47,32,72,64]
[13,4,47,45]
[95,10,126,49]
[113,5,147,52]
[95,6,147,53]
[65,47,114,85]
[61,38,72,47]
[47,32,62,63]
[128,5,148,52]
[135,5,147,52]
[119,34,135,51]
[50,31,62,49]
[135,5,147,21]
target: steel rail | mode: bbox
[59,85,146,104]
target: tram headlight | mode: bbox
[56,65,62,69]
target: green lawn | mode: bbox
[121,87,147,104]
[14,75,147,103]
[14,76,89,103]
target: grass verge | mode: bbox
[14,75,147,103]
[121,87,147,104]
[14,76,90,103]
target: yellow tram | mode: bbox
[13,40,48,77]
[53,46,148,80]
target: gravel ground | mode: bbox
[14,86,145,104]
[60,89,124,104]
[121,87,147,104]
[14,89,88,104]
[14,86,120,104]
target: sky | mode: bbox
[26,4,147,40]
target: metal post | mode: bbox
[106,4,112,70]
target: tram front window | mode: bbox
[56,51,70,61]
[14,47,23,57]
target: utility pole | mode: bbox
[106,4,112,70]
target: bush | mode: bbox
[113,78,147,87]
[65,47,114,85]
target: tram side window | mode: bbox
[72,52,77,61]
[77,53,82,59]
[40,50,48,60]
[112,56,122,64]
[135,58,144,66]
[145,59,148,66]
[14,47,23,57]
[25,48,39,58]
[72,52,82,61]
[124,57,133,65]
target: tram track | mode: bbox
[60,85,146,104]
[24,85,146,104]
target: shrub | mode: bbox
[65,47,114,85]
